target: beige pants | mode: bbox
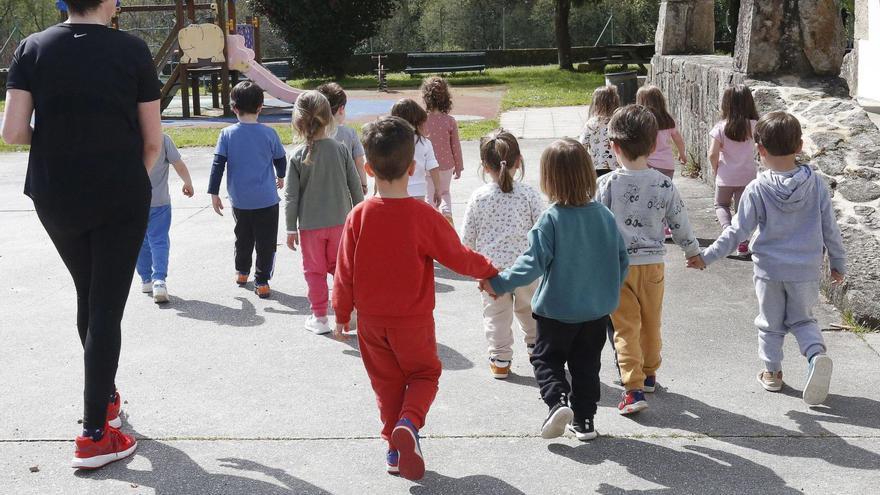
[610,264,665,391]
[481,281,539,361]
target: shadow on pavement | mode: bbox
[409,470,526,495]
[549,439,801,494]
[160,296,266,327]
[265,289,311,315]
[434,263,476,282]
[76,422,330,494]
[601,382,880,470]
[435,281,455,293]
[333,335,473,371]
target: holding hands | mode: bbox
[686,255,706,270]
[334,323,349,340]
[276,177,285,189]
[478,279,497,298]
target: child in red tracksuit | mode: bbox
[332,116,498,481]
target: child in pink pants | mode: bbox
[285,91,364,335]
[421,76,463,225]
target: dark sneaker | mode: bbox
[386,449,399,475]
[541,396,573,439]
[391,418,424,481]
[618,390,648,415]
[254,283,271,299]
[568,417,598,442]
[803,354,833,406]
[644,375,657,393]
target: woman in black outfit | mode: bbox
[2,0,162,469]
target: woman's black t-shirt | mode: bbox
[7,23,161,210]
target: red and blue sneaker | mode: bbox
[644,376,657,393]
[107,390,122,428]
[618,390,648,415]
[386,449,400,475]
[391,418,424,481]
[71,424,137,470]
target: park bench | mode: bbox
[404,51,487,75]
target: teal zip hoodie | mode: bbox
[489,202,629,324]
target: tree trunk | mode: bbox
[555,0,573,71]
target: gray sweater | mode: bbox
[702,165,846,281]
[284,138,364,232]
[596,168,701,265]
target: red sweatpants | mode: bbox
[357,321,442,445]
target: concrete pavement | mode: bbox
[500,106,588,139]
[1,139,879,494]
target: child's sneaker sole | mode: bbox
[618,401,648,416]
[566,424,598,441]
[803,355,833,406]
[757,373,783,392]
[391,425,424,481]
[70,441,137,470]
[541,406,573,439]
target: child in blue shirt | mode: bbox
[208,81,287,298]
[137,133,194,304]
[482,138,629,442]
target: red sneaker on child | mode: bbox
[71,425,137,469]
[107,390,122,429]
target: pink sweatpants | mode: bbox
[299,225,344,317]
[426,169,454,217]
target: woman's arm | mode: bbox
[138,100,162,173]
[1,89,34,145]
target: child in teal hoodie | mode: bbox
[482,139,629,442]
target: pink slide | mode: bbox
[226,34,303,104]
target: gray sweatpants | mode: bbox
[754,277,826,372]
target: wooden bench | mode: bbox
[404,51,487,75]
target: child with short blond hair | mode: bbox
[596,104,703,416]
[579,85,621,175]
[285,91,364,335]
[462,130,545,379]
[332,116,497,481]
[483,138,628,442]
[421,76,463,224]
[694,111,846,406]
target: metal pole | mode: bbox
[502,6,506,50]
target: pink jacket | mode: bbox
[423,112,463,172]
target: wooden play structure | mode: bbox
[57,0,299,118]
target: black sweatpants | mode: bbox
[232,204,279,285]
[36,198,149,431]
[531,314,608,420]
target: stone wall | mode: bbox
[650,54,880,327]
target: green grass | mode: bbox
[290,65,606,111]
[458,119,500,141]
[842,310,879,334]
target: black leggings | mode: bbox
[531,314,608,420]
[232,204,279,285]
[37,199,149,430]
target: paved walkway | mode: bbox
[500,106,588,139]
[1,140,879,494]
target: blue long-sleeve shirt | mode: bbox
[489,202,629,324]
[702,165,846,281]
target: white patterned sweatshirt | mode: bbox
[461,181,546,269]
[596,168,700,265]
[579,116,619,171]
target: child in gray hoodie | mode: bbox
[693,111,846,406]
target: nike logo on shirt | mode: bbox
[74,34,87,39]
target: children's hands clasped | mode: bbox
[478,279,497,299]
[333,323,349,340]
[686,255,706,270]
[276,177,285,189]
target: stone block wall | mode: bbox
[650,54,880,328]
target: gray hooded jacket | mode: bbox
[702,165,846,281]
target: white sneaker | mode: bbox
[152,281,169,304]
[803,354,833,406]
[141,281,153,293]
[305,315,332,335]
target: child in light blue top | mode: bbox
[694,111,846,406]
[482,139,628,442]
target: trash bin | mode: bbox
[605,71,638,105]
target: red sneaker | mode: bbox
[71,425,137,470]
[106,390,122,429]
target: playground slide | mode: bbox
[226,34,303,104]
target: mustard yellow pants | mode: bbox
[610,263,665,391]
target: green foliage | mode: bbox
[248,0,399,77]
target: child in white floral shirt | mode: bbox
[579,86,621,176]
[461,130,546,379]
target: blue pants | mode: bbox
[754,277,826,372]
[136,205,172,283]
